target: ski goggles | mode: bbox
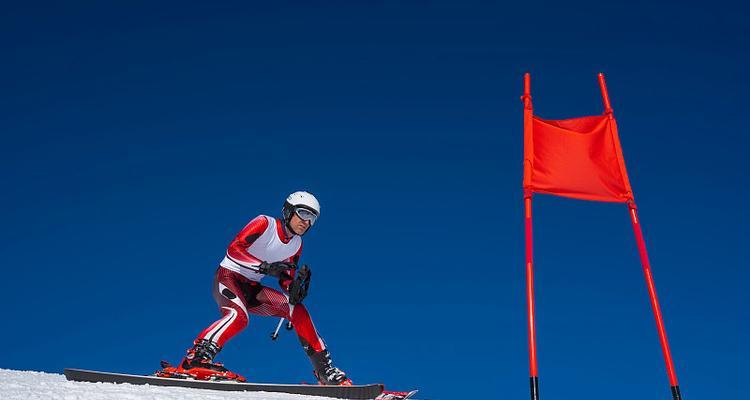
[294,207,318,225]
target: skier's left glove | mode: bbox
[258,261,296,280]
[288,264,311,305]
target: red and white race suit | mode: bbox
[195,215,325,352]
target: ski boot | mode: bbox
[156,339,245,382]
[308,349,352,386]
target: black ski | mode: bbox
[64,368,385,399]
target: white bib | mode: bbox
[220,215,301,281]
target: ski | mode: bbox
[377,389,419,400]
[64,368,385,399]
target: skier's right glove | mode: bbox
[258,261,296,280]
[288,264,311,305]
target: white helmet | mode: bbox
[282,191,320,230]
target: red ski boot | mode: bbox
[156,339,245,382]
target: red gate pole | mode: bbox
[598,73,683,400]
[525,194,539,400]
[522,73,540,400]
[628,203,683,400]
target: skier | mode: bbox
[160,191,351,385]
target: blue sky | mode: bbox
[1,1,748,399]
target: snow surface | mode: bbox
[0,368,336,400]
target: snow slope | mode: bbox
[0,368,335,400]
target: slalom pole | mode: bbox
[628,203,683,400]
[271,318,285,341]
[598,73,614,116]
[525,193,539,400]
[598,73,682,400]
[521,72,539,400]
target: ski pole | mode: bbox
[271,318,285,341]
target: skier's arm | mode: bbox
[226,216,269,269]
[279,245,302,292]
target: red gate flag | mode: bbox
[522,74,634,203]
[521,73,684,400]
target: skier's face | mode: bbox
[289,213,311,235]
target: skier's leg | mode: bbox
[290,305,326,352]
[249,286,324,351]
[178,267,257,378]
[249,286,350,385]
[196,267,253,347]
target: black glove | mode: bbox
[288,264,311,305]
[258,261,296,279]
